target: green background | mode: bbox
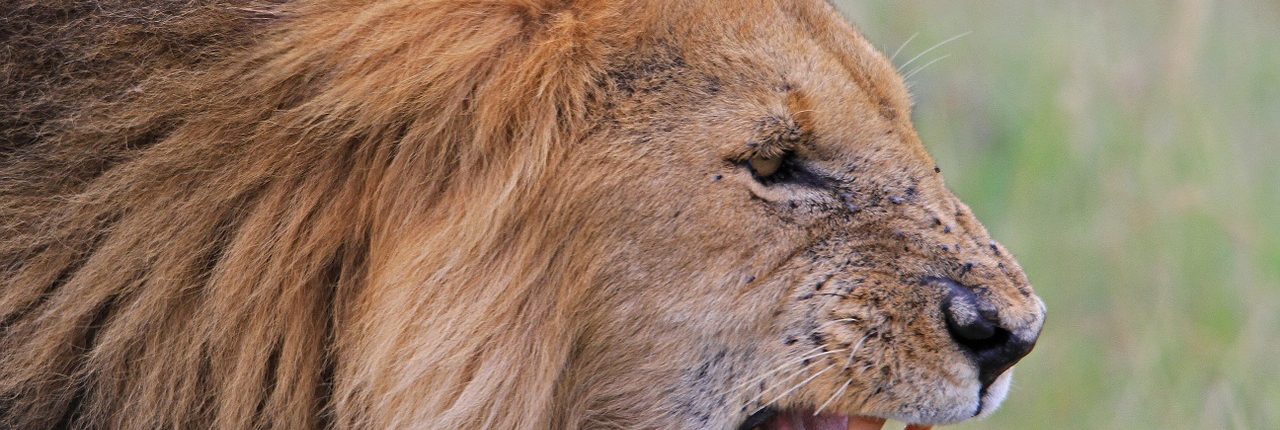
[832,1,1280,429]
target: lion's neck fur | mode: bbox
[1,0,634,428]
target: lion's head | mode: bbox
[1,0,1043,429]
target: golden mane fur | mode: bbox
[2,1,1045,428]
[3,1,619,427]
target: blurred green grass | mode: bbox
[833,1,1280,428]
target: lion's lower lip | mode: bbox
[740,409,933,430]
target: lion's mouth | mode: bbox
[738,408,932,430]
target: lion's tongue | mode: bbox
[764,412,885,430]
[762,411,936,430]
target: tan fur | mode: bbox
[1,1,1045,428]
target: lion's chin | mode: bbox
[739,409,933,430]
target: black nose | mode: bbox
[933,277,1038,388]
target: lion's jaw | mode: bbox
[556,1,1047,428]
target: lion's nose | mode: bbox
[933,277,1039,388]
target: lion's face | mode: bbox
[557,2,1046,428]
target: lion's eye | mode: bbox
[748,154,784,178]
[743,151,830,189]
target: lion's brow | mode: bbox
[747,88,814,153]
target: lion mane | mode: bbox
[2,1,617,428]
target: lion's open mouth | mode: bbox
[738,408,932,430]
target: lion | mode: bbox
[0,0,1046,428]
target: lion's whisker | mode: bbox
[735,348,846,392]
[742,360,815,407]
[889,32,919,63]
[739,349,845,407]
[903,54,951,82]
[728,345,831,392]
[815,318,856,330]
[845,334,870,369]
[813,377,853,416]
[753,363,837,415]
[898,31,970,72]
